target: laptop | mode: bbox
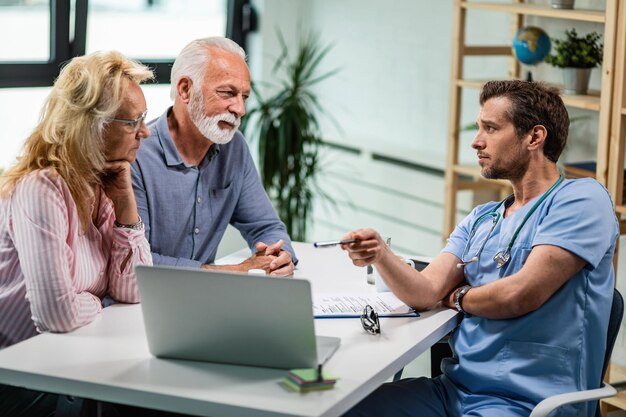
[135,265,341,369]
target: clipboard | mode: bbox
[313,292,420,318]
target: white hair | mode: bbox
[169,37,246,100]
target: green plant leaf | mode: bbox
[545,28,603,69]
[244,29,338,240]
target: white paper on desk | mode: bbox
[313,292,420,318]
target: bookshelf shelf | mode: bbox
[460,2,605,23]
[455,80,601,111]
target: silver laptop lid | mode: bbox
[136,265,333,369]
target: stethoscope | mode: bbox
[456,174,564,269]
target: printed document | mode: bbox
[313,292,419,318]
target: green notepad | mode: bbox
[281,367,339,392]
[288,368,338,384]
[282,378,336,392]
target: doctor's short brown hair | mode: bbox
[480,80,569,163]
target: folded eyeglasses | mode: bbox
[360,304,381,335]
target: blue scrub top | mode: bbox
[442,178,618,416]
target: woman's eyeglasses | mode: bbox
[112,109,148,134]
[360,304,380,335]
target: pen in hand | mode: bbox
[313,239,359,248]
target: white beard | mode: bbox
[188,91,240,145]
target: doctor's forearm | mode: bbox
[459,277,541,319]
[374,257,441,310]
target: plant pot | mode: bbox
[550,0,575,9]
[562,67,591,95]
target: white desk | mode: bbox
[0,242,459,417]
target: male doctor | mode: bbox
[342,80,618,417]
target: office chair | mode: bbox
[529,288,623,417]
[394,289,623,416]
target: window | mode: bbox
[0,0,255,168]
[0,0,255,87]
[0,0,70,87]
[86,0,227,60]
[0,0,50,61]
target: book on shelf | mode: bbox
[563,161,626,180]
[563,161,626,202]
[563,161,597,179]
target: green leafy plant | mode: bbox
[242,32,338,241]
[545,29,603,68]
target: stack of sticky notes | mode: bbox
[282,367,338,392]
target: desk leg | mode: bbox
[430,343,452,378]
[393,369,404,381]
[55,396,92,417]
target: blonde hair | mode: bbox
[0,50,153,231]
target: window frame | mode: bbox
[0,0,254,87]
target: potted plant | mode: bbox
[242,32,338,241]
[545,29,603,95]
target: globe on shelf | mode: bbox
[512,26,551,81]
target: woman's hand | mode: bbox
[101,161,139,225]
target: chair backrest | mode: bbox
[602,289,624,378]
[596,288,624,417]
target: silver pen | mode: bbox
[313,239,358,248]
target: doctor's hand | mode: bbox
[340,228,391,267]
[255,240,294,277]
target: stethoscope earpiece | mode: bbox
[456,256,479,269]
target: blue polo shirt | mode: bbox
[131,108,296,268]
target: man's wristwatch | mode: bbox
[453,285,472,315]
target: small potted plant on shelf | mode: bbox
[545,29,603,95]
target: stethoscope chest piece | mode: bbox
[493,250,510,268]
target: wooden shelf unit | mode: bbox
[605,15,626,413]
[444,0,619,238]
[461,2,606,22]
[607,0,626,213]
[456,79,601,110]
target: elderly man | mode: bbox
[341,80,618,417]
[132,37,295,275]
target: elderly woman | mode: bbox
[0,51,153,415]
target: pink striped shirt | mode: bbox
[0,169,152,348]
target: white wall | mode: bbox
[248,0,469,258]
